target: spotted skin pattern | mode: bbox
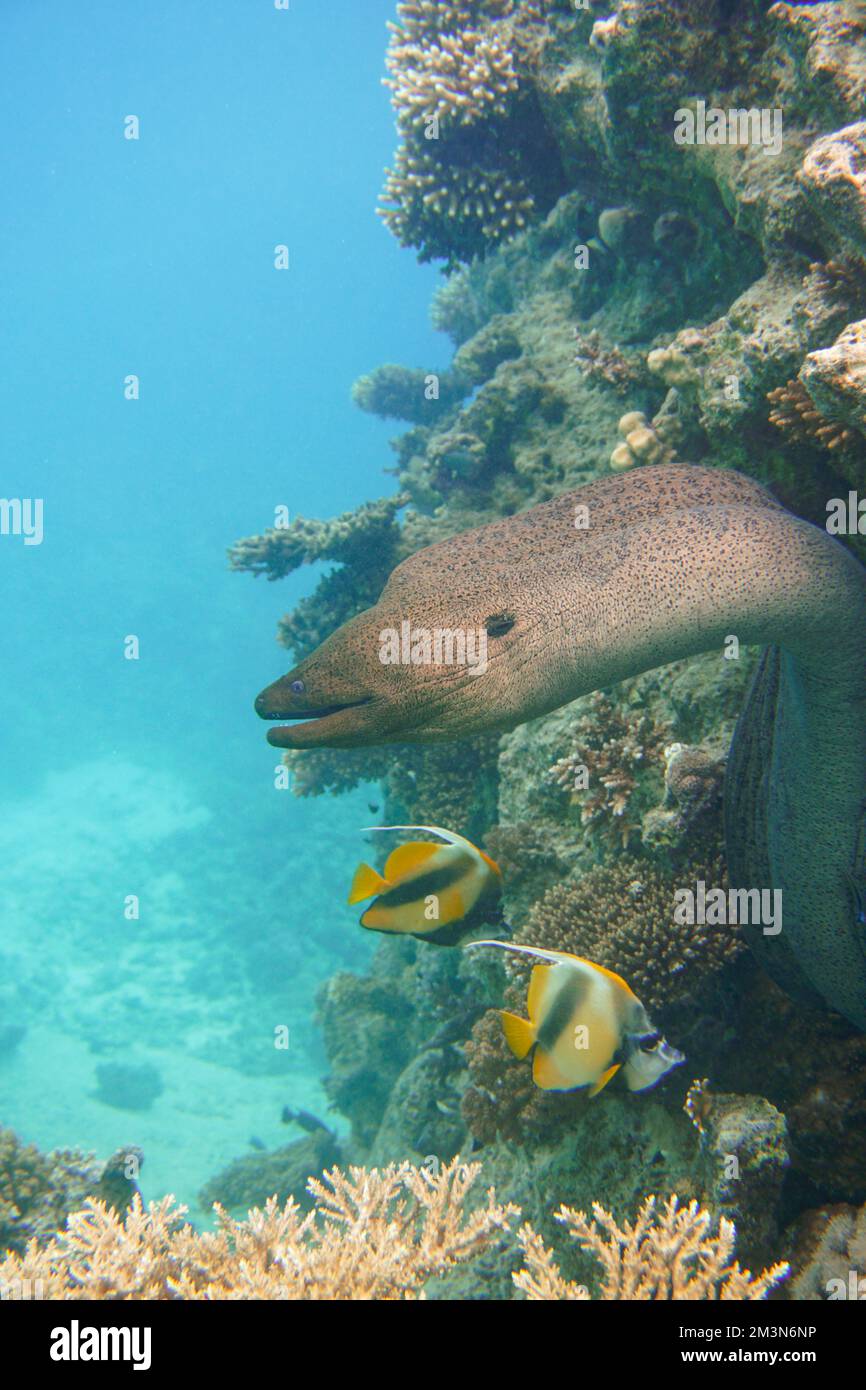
[256,465,866,1028]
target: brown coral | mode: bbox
[547,692,671,850]
[573,330,646,394]
[519,857,739,1018]
[515,1195,789,1301]
[767,376,859,452]
[0,1127,139,1257]
[379,0,560,264]
[0,1159,517,1301]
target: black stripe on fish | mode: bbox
[374,852,476,909]
[536,970,590,1052]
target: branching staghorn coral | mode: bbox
[515,1195,789,1301]
[0,1159,518,1301]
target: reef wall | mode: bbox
[229,0,866,1296]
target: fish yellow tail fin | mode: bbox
[500,1010,535,1060]
[348,863,390,905]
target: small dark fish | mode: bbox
[368,802,380,814]
[248,1135,266,1152]
[281,1106,333,1136]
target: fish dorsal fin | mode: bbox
[588,1063,621,1098]
[464,940,572,968]
[347,863,390,905]
[527,963,552,1023]
[478,848,503,878]
[572,955,638,1003]
[500,1010,535,1060]
[363,824,481,857]
[532,1048,573,1091]
[383,841,441,881]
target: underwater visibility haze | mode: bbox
[2,0,866,1315]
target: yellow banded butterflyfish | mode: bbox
[348,824,505,946]
[465,941,685,1096]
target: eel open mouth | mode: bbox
[255,690,373,748]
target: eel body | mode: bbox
[256,464,866,1029]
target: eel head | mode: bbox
[255,585,553,750]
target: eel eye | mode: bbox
[290,679,305,694]
[485,612,516,638]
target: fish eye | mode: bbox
[484,612,516,638]
[290,679,306,694]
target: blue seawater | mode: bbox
[0,0,443,1211]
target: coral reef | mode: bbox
[231,0,866,1296]
[352,362,469,424]
[642,741,726,847]
[768,375,861,454]
[515,1195,789,1301]
[788,1202,866,1300]
[0,1159,517,1301]
[379,0,564,265]
[609,408,674,472]
[0,1127,140,1257]
[462,853,740,1147]
[518,857,739,1018]
[573,330,648,394]
[689,1090,790,1269]
[229,497,406,664]
[198,1131,342,1216]
[546,691,671,849]
[315,972,416,1148]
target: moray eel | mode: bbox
[256,464,866,1029]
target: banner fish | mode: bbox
[466,941,684,1096]
[348,824,504,946]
